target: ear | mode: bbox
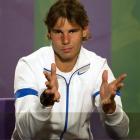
[82,26,89,38]
[82,26,90,40]
[47,33,51,39]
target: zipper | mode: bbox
[59,71,77,140]
[44,64,90,140]
[60,82,69,140]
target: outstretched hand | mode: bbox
[100,70,127,114]
[43,63,60,104]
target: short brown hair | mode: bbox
[44,0,89,33]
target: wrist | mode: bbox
[40,90,54,107]
[102,100,116,114]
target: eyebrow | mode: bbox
[51,28,80,33]
[51,29,62,33]
[69,28,80,32]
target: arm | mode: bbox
[100,70,126,114]
[94,62,129,139]
[14,60,59,139]
[42,63,60,106]
[100,70,129,139]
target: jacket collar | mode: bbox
[44,46,90,75]
[72,47,90,75]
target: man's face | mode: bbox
[48,18,88,63]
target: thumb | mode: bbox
[102,70,108,84]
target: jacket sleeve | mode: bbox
[94,60,129,139]
[13,59,52,139]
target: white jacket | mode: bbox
[12,46,129,140]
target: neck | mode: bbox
[55,57,78,72]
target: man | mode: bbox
[12,0,129,139]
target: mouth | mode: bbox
[61,47,72,53]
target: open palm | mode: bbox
[100,70,127,114]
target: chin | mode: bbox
[61,57,73,62]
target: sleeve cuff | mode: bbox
[31,97,53,121]
[104,104,124,126]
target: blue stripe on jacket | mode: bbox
[93,90,121,98]
[15,88,38,98]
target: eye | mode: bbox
[69,29,79,33]
[52,29,62,34]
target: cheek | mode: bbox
[51,36,61,43]
[71,36,83,46]
[72,33,83,41]
[72,40,82,53]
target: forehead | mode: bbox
[53,17,81,29]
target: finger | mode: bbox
[111,73,127,86]
[116,82,124,91]
[45,81,52,89]
[51,63,56,78]
[44,89,53,95]
[54,91,61,102]
[116,73,127,85]
[102,70,108,83]
[43,71,51,81]
[110,91,116,100]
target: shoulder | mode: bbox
[15,46,54,75]
[17,46,53,66]
[22,46,53,61]
[82,47,107,66]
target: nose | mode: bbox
[62,33,70,45]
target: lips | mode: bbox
[61,47,72,53]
